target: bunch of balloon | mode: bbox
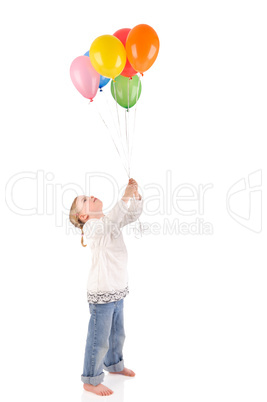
[69,23,159,180]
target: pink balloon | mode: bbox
[70,56,100,100]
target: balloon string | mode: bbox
[125,109,128,174]
[126,78,130,176]
[94,87,144,239]
[93,97,129,177]
[102,90,122,139]
[101,90,130,173]
[127,111,131,176]
[129,74,142,176]
[114,81,130,178]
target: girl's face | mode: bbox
[76,195,103,222]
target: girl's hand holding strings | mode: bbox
[128,178,141,200]
[122,178,137,203]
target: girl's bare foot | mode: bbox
[109,367,135,377]
[83,383,114,396]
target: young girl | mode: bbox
[69,178,143,396]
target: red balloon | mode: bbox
[113,28,137,78]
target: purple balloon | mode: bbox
[70,56,100,100]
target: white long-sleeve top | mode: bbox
[83,196,144,304]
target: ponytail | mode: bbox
[81,226,87,247]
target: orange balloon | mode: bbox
[125,24,160,74]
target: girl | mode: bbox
[69,178,143,396]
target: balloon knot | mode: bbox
[129,77,133,80]
[90,99,93,102]
[140,72,144,77]
[113,78,116,83]
[100,88,103,92]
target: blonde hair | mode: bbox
[69,196,87,247]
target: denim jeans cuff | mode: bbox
[104,359,124,372]
[81,371,105,385]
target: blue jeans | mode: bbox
[81,298,126,385]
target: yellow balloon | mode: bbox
[90,35,126,80]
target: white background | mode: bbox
[1,1,267,401]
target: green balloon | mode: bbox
[111,75,142,109]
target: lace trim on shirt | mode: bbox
[87,286,129,304]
